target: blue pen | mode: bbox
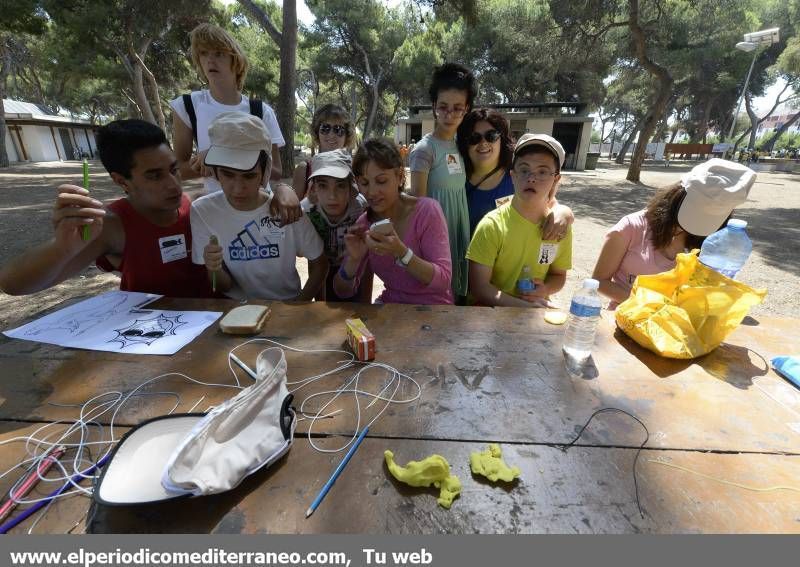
[306,426,370,518]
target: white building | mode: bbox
[3,99,97,163]
[396,102,594,170]
[755,112,800,138]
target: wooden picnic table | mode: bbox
[0,298,798,533]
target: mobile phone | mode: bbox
[369,219,394,235]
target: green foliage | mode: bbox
[224,1,282,102]
[0,0,47,34]
[304,0,439,136]
[777,37,800,78]
[450,0,612,105]
[758,130,800,150]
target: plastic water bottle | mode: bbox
[698,219,752,279]
[517,265,535,294]
[563,279,602,361]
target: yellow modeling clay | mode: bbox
[544,311,568,325]
[436,474,462,509]
[469,444,521,483]
[384,450,461,509]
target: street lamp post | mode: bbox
[728,27,780,143]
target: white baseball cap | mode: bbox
[308,149,353,180]
[677,158,756,236]
[204,111,272,171]
[514,133,566,169]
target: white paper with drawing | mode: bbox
[3,291,222,355]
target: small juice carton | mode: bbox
[345,318,375,361]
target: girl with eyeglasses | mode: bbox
[409,63,476,302]
[293,104,355,200]
[457,109,574,238]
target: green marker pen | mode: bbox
[82,159,90,241]
[209,235,219,292]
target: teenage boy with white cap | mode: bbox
[592,157,756,309]
[302,149,373,301]
[190,111,327,301]
[466,133,572,308]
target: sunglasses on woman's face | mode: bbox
[319,123,347,137]
[467,129,501,145]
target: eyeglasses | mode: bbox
[435,105,466,117]
[467,129,501,145]
[514,166,558,182]
[319,123,347,137]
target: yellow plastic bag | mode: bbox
[615,251,766,359]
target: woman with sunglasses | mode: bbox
[457,109,574,239]
[409,63,476,302]
[293,104,355,200]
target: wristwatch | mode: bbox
[397,247,414,267]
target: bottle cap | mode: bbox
[727,219,747,229]
[582,278,599,290]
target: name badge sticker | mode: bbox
[494,195,512,208]
[446,153,463,175]
[158,234,188,264]
[538,242,558,265]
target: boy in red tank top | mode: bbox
[0,119,301,298]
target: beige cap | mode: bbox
[308,149,352,180]
[204,111,271,171]
[514,133,566,168]
[677,158,756,236]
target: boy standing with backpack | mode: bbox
[170,24,285,193]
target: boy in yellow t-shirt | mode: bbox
[466,133,572,308]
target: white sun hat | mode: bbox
[95,347,295,505]
[204,111,272,171]
[677,158,756,236]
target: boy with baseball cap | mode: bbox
[302,149,373,301]
[190,111,327,301]
[466,133,572,307]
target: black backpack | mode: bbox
[182,94,264,144]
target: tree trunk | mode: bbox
[276,0,297,176]
[363,79,382,139]
[352,36,382,140]
[652,100,674,143]
[134,52,166,132]
[733,127,751,151]
[698,98,712,144]
[745,92,759,150]
[130,61,156,124]
[236,0,297,176]
[626,0,674,183]
[237,0,282,45]
[0,38,9,168]
[761,110,800,152]
[615,126,638,164]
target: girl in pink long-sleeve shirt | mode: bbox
[333,138,453,305]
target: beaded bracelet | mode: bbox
[338,264,356,281]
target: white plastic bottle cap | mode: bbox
[583,278,600,290]
[727,219,747,229]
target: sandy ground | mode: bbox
[0,158,798,330]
